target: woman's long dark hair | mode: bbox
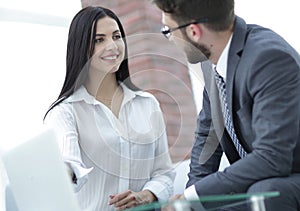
[44,6,138,120]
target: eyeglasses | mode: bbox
[161,18,210,39]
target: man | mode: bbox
[152,0,300,210]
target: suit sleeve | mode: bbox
[193,49,300,195]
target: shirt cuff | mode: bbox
[143,180,172,202]
[66,161,93,192]
[184,185,199,201]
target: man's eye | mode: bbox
[95,37,104,43]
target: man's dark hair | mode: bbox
[153,0,235,31]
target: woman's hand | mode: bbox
[108,190,157,210]
[64,163,77,184]
[161,194,186,211]
[168,194,185,201]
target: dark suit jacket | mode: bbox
[187,16,300,195]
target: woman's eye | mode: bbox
[113,34,122,40]
[95,37,104,43]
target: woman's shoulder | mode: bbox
[121,83,157,103]
[46,99,74,119]
[137,90,157,100]
[132,89,160,105]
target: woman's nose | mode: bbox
[105,39,118,50]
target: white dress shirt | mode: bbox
[45,83,175,211]
[184,35,233,200]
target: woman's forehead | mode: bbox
[95,16,120,34]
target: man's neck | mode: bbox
[210,25,233,65]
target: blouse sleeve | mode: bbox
[44,103,93,192]
[142,97,175,201]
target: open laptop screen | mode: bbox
[1,129,80,211]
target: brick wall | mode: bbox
[81,0,197,163]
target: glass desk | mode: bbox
[125,191,280,211]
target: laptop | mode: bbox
[1,129,81,211]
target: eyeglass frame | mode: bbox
[161,18,210,39]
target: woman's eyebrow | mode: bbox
[112,30,120,34]
[95,30,120,37]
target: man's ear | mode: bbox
[186,24,202,42]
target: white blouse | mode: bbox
[45,84,175,211]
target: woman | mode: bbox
[44,6,174,211]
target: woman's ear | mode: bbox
[186,24,202,42]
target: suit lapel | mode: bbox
[226,16,247,120]
[201,61,225,140]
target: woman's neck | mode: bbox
[85,69,124,118]
[85,69,119,100]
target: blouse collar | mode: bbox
[66,83,148,106]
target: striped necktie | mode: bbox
[214,67,247,158]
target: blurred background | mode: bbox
[1,0,300,208]
[0,0,300,210]
[1,0,299,158]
